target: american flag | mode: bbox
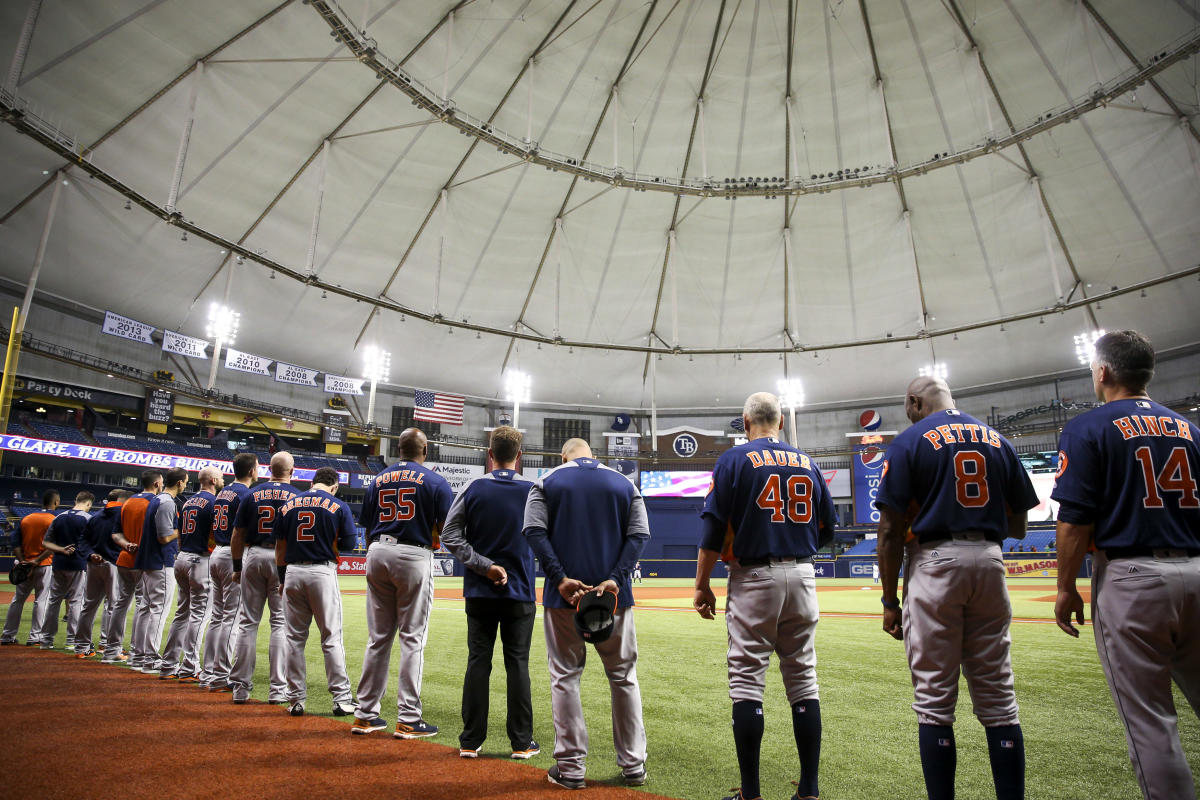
[414,390,465,425]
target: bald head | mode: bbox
[398,427,428,463]
[742,392,783,438]
[904,376,955,424]
[560,438,592,462]
[197,466,224,491]
[269,451,294,479]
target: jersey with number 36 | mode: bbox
[360,461,453,548]
[1052,398,1200,549]
[875,409,1038,540]
[234,481,301,547]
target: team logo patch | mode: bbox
[672,433,699,458]
[859,446,884,467]
[859,409,882,431]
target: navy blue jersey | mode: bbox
[442,469,536,602]
[234,481,301,547]
[46,510,91,571]
[178,490,217,556]
[523,458,650,609]
[134,494,179,570]
[875,409,1038,540]
[212,482,251,547]
[1052,398,1200,549]
[360,461,453,547]
[273,488,357,563]
[701,436,836,561]
[83,502,123,563]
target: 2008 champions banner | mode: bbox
[324,374,364,395]
[275,362,319,387]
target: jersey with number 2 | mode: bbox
[234,482,301,547]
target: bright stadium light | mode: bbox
[205,302,240,390]
[1074,329,1105,365]
[776,378,804,446]
[505,370,532,430]
[918,362,948,380]
[363,346,391,431]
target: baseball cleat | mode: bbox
[394,720,439,739]
[511,741,540,759]
[208,684,233,693]
[76,650,97,659]
[232,694,249,705]
[288,702,305,717]
[159,673,179,681]
[546,765,585,790]
[459,746,481,758]
[24,641,38,647]
[623,768,647,786]
[0,641,15,645]
[332,701,358,717]
[178,675,202,685]
[720,790,760,800]
[140,665,159,675]
[351,717,388,735]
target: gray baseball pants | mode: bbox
[160,552,210,676]
[130,567,174,668]
[36,569,84,647]
[726,559,820,705]
[355,542,433,724]
[201,545,240,687]
[75,560,118,655]
[229,546,287,702]
[903,537,1019,727]
[1,564,50,643]
[284,562,353,705]
[543,606,646,782]
[1092,552,1200,800]
[103,565,140,661]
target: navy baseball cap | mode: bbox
[574,590,618,644]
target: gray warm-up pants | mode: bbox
[229,546,287,701]
[1,564,51,643]
[130,567,174,667]
[543,606,646,782]
[284,562,352,705]
[160,552,210,676]
[1092,551,1200,800]
[201,545,240,687]
[355,541,433,724]
[37,569,85,647]
[103,565,140,660]
[902,537,1019,728]
[75,560,118,654]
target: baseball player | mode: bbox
[1051,330,1200,800]
[200,452,257,691]
[875,376,1038,800]
[131,467,187,673]
[73,489,129,659]
[524,437,650,789]
[632,561,643,584]
[352,428,453,737]
[273,466,358,717]
[229,452,298,704]
[35,491,96,649]
[440,426,539,759]
[1,489,58,646]
[160,466,223,680]
[106,471,162,665]
[694,393,835,800]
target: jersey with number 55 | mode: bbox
[875,409,1038,540]
[1052,398,1199,550]
[360,461,453,548]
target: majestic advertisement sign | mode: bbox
[425,462,485,492]
[162,330,209,359]
[224,348,272,376]
[275,362,319,387]
[101,311,154,344]
[324,374,364,395]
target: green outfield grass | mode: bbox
[8,576,1198,799]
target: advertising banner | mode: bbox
[322,410,349,445]
[324,374,364,395]
[14,376,140,412]
[1004,558,1058,578]
[145,389,174,424]
[425,462,484,492]
[275,361,319,387]
[224,348,271,376]
[101,311,154,344]
[852,442,888,525]
[337,554,367,576]
[822,468,852,499]
[162,330,209,359]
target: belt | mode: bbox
[1104,546,1200,560]
[253,543,276,550]
[738,556,813,568]
[291,560,331,566]
[917,531,998,545]
[374,534,431,549]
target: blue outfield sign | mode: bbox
[0,434,347,484]
[852,441,888,525]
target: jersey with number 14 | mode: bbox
[360,461,453,547]
[1052,398,1199,549]
[875,409,1037,540]
[234,481,301,547]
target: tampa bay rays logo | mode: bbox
[859,409,882,431]
[672,433,699,458]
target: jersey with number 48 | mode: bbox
[273,488,358,563]
[875,409,1037,539]
[360,461,453,547]
[234,481,301,547]
[1052,398,1200,549]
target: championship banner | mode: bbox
[275,361,319,387]
[224,348,271,376]
[162,330,209,359]
[101,311,154,344]
[324,374,364,395]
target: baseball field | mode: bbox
[4,576,1198,799]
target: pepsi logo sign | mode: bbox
[672,433,699,458]
[860,446,884,468]
[498,412,513,426]
[859,409,882,431]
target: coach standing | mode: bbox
[36,491,96,649]
[0,490,58,646]
[694,393,835,800]
[1052,330,1200,800]
[273,466,358,717]
[106,471,161,665]
[74,489,128,659]
[440,425,539,760]
[352,428,453,737]
[131,467,187,673]
[524,437,649,790]
[875,377,1037,800]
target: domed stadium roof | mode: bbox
[0,0,1197,408]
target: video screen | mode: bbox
[640,470,713,497]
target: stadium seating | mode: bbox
[28,422,92,444]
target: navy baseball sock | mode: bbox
[731,700,764,799]
[790,699,821,798]
[984,724,1024,800]
[918,724,956,800]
